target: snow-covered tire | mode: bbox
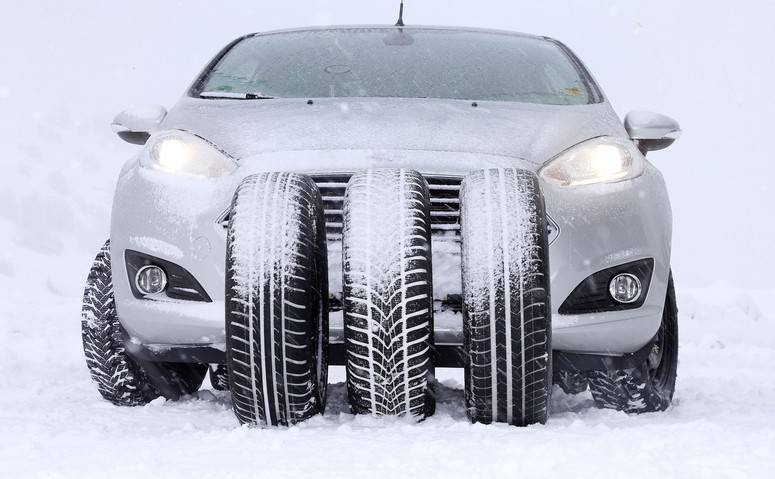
[460,168,552,426]
[81,241,159,406]
[225,172,329,426]
[587,272,678,413]
[342,168,435,419]
[82,241,207,404]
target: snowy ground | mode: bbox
[3,267,775,478]
[2,1,775,478]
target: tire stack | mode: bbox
[222,168,552,427]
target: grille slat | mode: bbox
[424,176,462,241]
[310,173,462,241]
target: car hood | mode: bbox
[162,96,626,168]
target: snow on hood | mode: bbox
[162,96,626,168]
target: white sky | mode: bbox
[1,0,774,287]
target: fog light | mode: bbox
[136,265,167,295]
[609,273,641,304]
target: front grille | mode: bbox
[312,173,462,241]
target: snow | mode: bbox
[228,172,303,300]
[2,288,775,477]
[129,236,184,260]
[2,0,775,477]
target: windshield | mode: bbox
[196,28,596,105]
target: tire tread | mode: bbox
[226,172,328,426]
[460,168,551,426]
[81,241,159,406]
[342,169,435,418]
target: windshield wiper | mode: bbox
[199,91,278,100]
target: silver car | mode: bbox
[81,25,681,427]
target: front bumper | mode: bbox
[111,154,671,361]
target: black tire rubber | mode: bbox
[209,365,229,391]
[553,370,589,395]
[342,168,435,419]
[587,272,678,413]
[82,241,159,406]
[460,168,552,426]
[225,172,329,426]
[82,241,207,404]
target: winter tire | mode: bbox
[225,172,329,426]
[587,272,678,413]
[209,365,229,391]
[460,168,552,426]
[82,241,207,405]
[342,168,435,419]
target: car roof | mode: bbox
[244,24,552,42]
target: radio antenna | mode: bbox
[395,0,405,27]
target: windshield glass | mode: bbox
[197,28,595,105]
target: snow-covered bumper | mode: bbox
[111,152,671,363]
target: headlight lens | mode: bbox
[539,137,644,187]
[139,131,237,178]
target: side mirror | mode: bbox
[111,105,168,145]
[624,110,681,155]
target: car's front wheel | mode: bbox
[81,241,207,405]
[587,272,679,413]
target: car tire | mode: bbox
[342,168,435,419]
[82,241,206,405]
[586,272,678,413]
[225,172,329,426]
[209,365,229,391]
[460,168,552,426]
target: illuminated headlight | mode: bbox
[139,131,237,178]
[539,137,644,187]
